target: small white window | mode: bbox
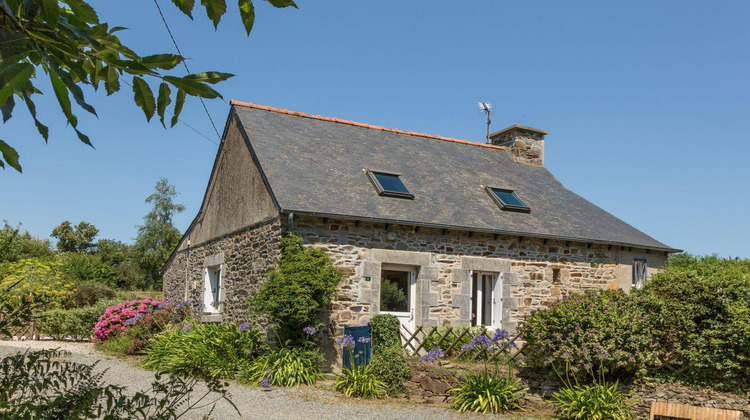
[204,265,222,313]
[633,259,647,290]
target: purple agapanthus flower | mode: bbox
[239,322,251,333]
[419,348,445,363]
[461,334,492,350]
[183,325,193,333]
[261,370,271,388]
[357,336,371,344]
[336,334,356,349]
[303,326,317,335]
[175,301,189,311]
[492,329,511,343]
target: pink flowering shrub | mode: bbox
[94,298,190,343]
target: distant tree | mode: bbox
[0,0,298,172]
[0,221,55,263]
[96,239,144,289]
[134,178,185,289]
[50,221,99,253]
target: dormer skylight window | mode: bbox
[367,170,414,199]
[486,186,530,213]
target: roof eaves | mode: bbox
[283,209,682,253]
[230,100,505,151]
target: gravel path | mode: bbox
[0,340,540,419]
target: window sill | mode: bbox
[201,313,224,323]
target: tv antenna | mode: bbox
[478,102,493,143]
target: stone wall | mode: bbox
[162,217,282,322]
[629,382,750,419]
[288,215,662,336]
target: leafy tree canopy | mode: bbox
[134,177,185,290]
[0,0,298,172]
[0,221,54,263]
[50,220,98,252]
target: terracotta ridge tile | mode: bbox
[230,100,505,150]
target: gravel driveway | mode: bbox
[0,340,538,419]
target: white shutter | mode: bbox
[492,274,504,329]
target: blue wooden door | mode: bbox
[343,325,371,368]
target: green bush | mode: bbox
[518,289,658,379]
[241,347,323,387]
[38,299,119,340]
[551,381,634,420]
[66,282,116,308]
[369,314,401,351]
[334,363,387,399]
[369,345,412,396]
[450,370,525,414]
[636,254,750,389]
[144,323,266,379]
[59,252,117,287]
[249,234,342,344]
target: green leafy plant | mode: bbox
[635,254,750,389]
[38,298,119,340]
[242,347,323,387]
[380,278,408,311]
[250,234,342,344]
[66,282,117,308]
[334,363,387,399]
[144,322,265,380]
[369,314,401,352]
[450,370,526,414]
[0,349,238,418]
[519,289,659,379]
[551,380,634,420]
[0,0,298,172]
[369,345,412,396]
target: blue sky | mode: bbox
[2,1,749,257]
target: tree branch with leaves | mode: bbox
[0,0,298,172]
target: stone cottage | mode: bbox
[162,100,678,336]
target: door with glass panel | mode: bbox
[470,272,501,328]
[380,267,417,333]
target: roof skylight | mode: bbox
[486,187,530,213]
[367,170,414,199]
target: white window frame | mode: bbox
[379,264,417,322]
[203,265,223,314]
[470,271,503,329]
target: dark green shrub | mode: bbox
[241,347,323,387]
[551,381,634,420]
[369,314,401,351]
[519,289,658,379]
[249,234,342,344]
[59,252,117,287]
[144,322,266,379]
[450,370,525,413]
[369,345,412,396]
[66,282,116,308]
[38,299,119,340]
[635,254,750,389]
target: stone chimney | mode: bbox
[489,125,548,166]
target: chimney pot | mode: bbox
[489,124,548,166]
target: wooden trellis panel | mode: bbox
[400,324,526,361]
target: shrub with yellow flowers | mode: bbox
[0,258,75,310]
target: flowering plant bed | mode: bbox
[93,298,190,353]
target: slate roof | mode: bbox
[232,101,677,252]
